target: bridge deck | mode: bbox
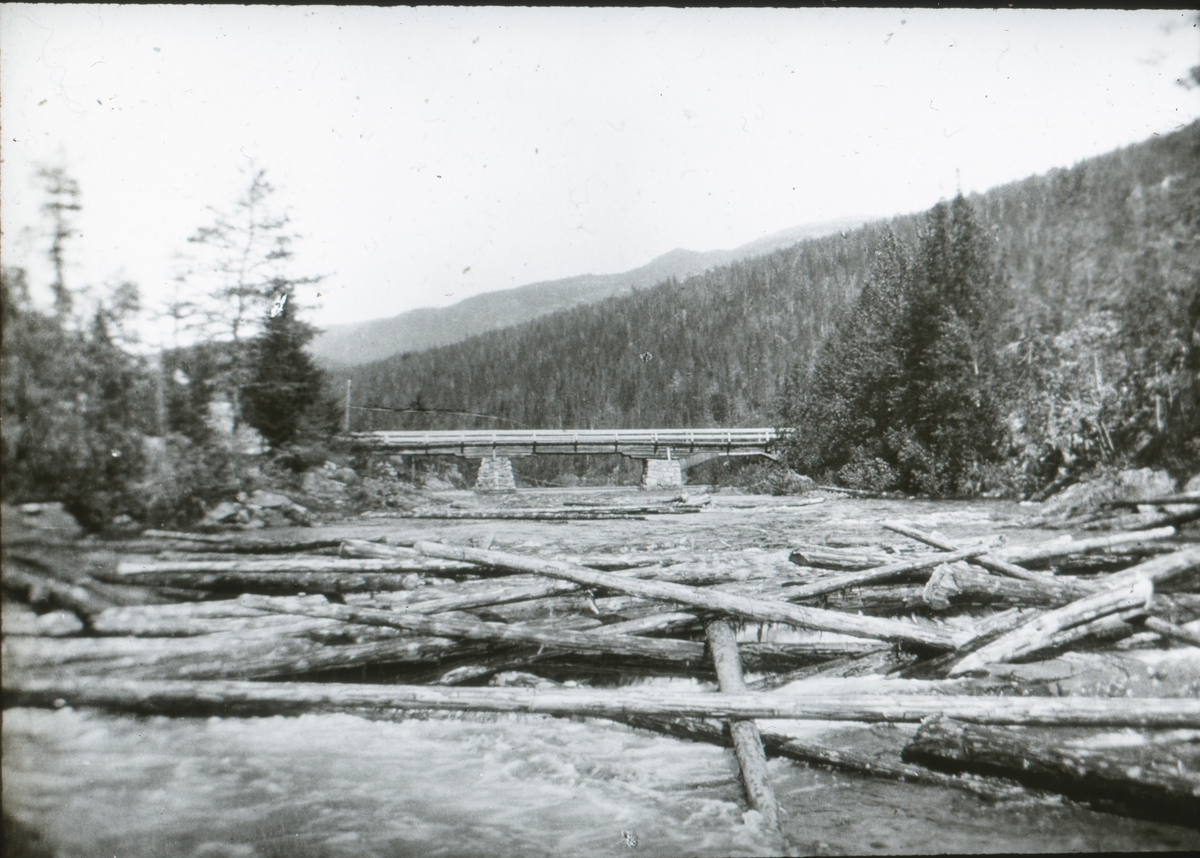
[345,428,784,459]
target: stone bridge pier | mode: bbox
[345,428,785,492]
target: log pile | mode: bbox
[3,497,1199,832]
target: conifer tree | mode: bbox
[240,289,330,449]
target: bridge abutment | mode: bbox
[640,458,683,489]
[474,456,517,492]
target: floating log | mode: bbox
[922,562,1082,611]
[1103,492,1200,509]
[1,563,117,617]
[596,611,699,636]
[994,527,1176,567]
[787,544,897,571]
[394,509,650,521]
[94,570,425,595]
[3,626,491,681]
[705,619,788,843]
[237,594,711,663]
[949,577,1156,676]
[1141,616,1200,648]
[114,558,471,576]
[882,521,1096,597]
[902,717,1200,826]
[746,647,896,691]
[776,545,995,602]
[414,541,957,651]
[138,531,345,553]
[622,714,1026,802]
[1102,544,1200,589]
[378,580,586,616]
[814,484,884,498]
[10,677,1200,726]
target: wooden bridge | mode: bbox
[345,428,788,489]
[345,428,785,460]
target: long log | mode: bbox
[1141,615,1200,648]
[922,562,1082,611]
[622,714,1026,802]
[947,547,1200,674]
[9,677,1200,726]
[995,527,1177,567]
[114,558,472,576]
[94,570,425,595]
[137,531,345,553]
[705,620,786,838]
[1103,492,1200,508]
[1102,544,1200,589]
[237,594,710,663]
[1,564,117,617]
[4,625,488,681]
[788,544,898,571]
[882,522,1096,597]
[902,717,1200,826]
[777,546,995,601]
[413,542,957,651]
[949,577,1156,675]
[397,509,650,521]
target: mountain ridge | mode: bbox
[309,215,869,366]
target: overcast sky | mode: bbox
[2,6,1197,344]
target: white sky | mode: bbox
[2,6,1197,345]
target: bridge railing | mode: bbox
[344,427,790,458]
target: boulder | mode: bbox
[302,471,346,495]
[329,467,360,486]
[205,501,243,522]
[423,475,457,492]
[1114,468,1176,501]
[12,502,84,538]
[250,490,295,509]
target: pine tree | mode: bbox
[240,290,329,449]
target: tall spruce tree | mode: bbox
[240,290,329,449]
[891,194,1008,494]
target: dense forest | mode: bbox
[2,168,337,529]
[341,120,1200,493]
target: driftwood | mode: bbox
[414,541,957,650]
[395,509,650,521]
[789,584,929,617]
[238,594,711,663]
[949,577,1156,675]
[1141,615,1200,647]
[705,619,787,842]
[994,527,1176,567]
[780,545,994,601]
[922,562,1084,611]
[114,558,471,576]
[947,547,1200,674]
[138,531,345,553]
[903,717,1200,826]
[746,647,897,691]
[622,714,1027,802]
[2,563,118,617]
[1103,492,1200,509]
[787,544,898,571]
[3,626,495,681]
[1102,544,1200,589]
[95,570,425,595]
[882,522,1096,598]
[9,677,1200,726]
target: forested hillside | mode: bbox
[341,120,1199,492]
[310,216,866,367]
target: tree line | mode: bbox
[340,119,1200,495]
[2,166,336,529]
